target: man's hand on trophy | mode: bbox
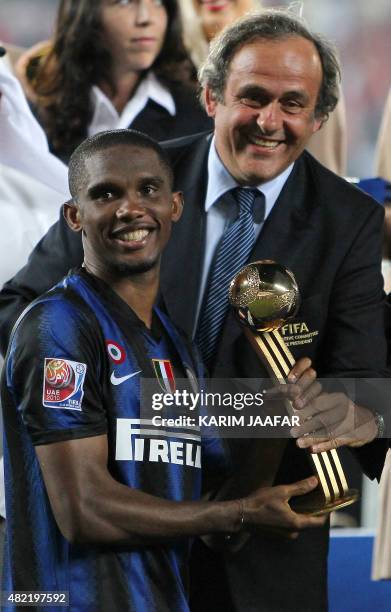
[290,392,379,453]
[264,357,323,408]
[242,476,326,538]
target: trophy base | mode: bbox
[290,488,359,516]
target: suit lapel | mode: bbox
[160,134,211,336]
[249,156,316,270]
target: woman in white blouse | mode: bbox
[17,0,211,162]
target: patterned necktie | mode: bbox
[196,188,265,369]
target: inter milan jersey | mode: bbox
[1,268,225,612]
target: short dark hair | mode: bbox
[68,129,174,199]
[199,9,341,121]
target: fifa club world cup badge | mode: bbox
[43,358,87,410]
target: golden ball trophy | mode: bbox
[229,260,358,515]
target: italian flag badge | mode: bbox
[152,359,176,393]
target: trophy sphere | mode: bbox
[228,260,300,332]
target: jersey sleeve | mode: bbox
[6,294,108,445]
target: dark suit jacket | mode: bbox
[0,132,388,611]
[161,133,389,612]
[131,83,213,144]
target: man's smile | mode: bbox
[122,229,150,241]
[110,224,156,249]
[246,135,283,150]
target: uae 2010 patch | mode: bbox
[152,359,176,393]
[42,358,87,410]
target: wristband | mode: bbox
[225,499,245,541]
[374,411,386,438]
[236,499,245,531]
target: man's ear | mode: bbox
[311,115,324,135]
[204,85,218,118]
[63,200,82,232]
[171,191,183,223]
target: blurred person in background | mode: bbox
[0,45,69,574]
[15,0,212,162]
[0,42,24,71]
[0,44,68,298]
[179,0,256,66]
[179,0,347,174]
[375,86,391,182]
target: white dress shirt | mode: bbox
[88,71,176,136]
[195,137,294,331]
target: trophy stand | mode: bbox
[230,261,358,516]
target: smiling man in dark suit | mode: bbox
[0,10,388,612]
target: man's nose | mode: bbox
[256,102,282,133]
[135,0,152,25]
[116,196,146,218]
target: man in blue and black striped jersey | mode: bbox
[1,130,324,611]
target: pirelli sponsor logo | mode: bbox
[115,418,201,468]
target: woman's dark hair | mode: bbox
[27,0,192,160]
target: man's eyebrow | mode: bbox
[236,84,269,98]
[236,84,309,102]
[280,89,310,102]
[139,175,166,185]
